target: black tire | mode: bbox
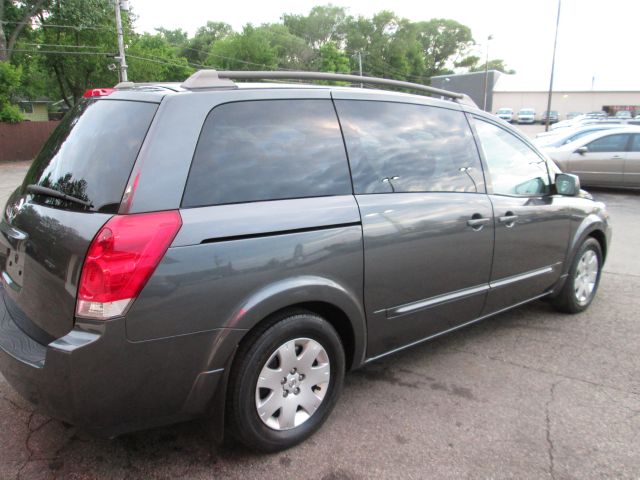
[552,237,603,313]
[226,310,345,452]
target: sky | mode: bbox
[130,0,640,91]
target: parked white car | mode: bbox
[495,107,514,122]
[517,108,536,124]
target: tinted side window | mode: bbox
[473,119,550,196]
[566,129,601,144]
[630,134,640,152]
[586,134,629,153]
[335,100,483,194]
[182,100,351,207]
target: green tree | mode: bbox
[155,27,189,48]
[207,25,278,70]
[317,41,349,73]
[0,61,23,122]
[39,0,118,107]
[282,5,348,49]
[414,18,474,78]
[345,11,410,79]
[0,0,48,62]
[184,21,232,65]
[469,58,515,74]
[128,32,193,81]
[262,23,313,70]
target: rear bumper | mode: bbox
[0,284,243,437]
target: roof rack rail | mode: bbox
[181,70,477,107]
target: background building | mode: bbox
[431,71,499,112]
[432,72,640,120]
[17,98,51,122]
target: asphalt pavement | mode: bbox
[0,162,638,479]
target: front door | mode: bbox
[570,133,629,187]
[471,118,572,314]
[334,97,494,358]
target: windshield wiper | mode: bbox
[26,184,93,209]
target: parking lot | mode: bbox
[0,161,639,479]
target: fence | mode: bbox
[0,121,60,162]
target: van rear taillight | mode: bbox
[76,211,182,320]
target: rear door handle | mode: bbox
[498,212,518,227]
[467,214,491,231]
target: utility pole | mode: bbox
[483,35,493,111]
[351,51,366,88]
[114,0,128,82]
[545,0,562,132]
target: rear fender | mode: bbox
[224,275,367,370]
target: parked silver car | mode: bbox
[543,127,640,187]
[534,124,637,148]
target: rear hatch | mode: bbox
[0,98,158,343]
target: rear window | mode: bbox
[22,99,157,213]
[182,100,351,208]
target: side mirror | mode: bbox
[555,173,580,196]
[575,146,588,155]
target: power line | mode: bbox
[19,42,105,49]
[3,48,113,56]
[181,46,296,71]
[127,53,203,70]
[0,20,113,31]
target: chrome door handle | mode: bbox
[498,212,518,227]
[611,155,623,159]
[467,215,491,231]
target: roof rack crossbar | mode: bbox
[181,70,475,105]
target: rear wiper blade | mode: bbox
[26,184,93,209]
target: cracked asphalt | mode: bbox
[1,161,639,479]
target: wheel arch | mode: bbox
[565,214,610,275]
[223,275,367,371]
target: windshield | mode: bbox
[497,109,512,114]
[520,109,534,115]
[22,99,157,213]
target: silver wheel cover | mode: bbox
[255,338,330,431]
[574,249,599,304]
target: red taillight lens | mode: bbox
[76,211,182,320]
[83,88,116,98]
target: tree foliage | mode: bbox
[0,60,23,122]
[469,58,516,74]
[38,0,116,107]
[1,1,514,121]
[128,32,193,81]
[0,0,48,61]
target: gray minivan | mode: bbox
[0,71,611,452]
